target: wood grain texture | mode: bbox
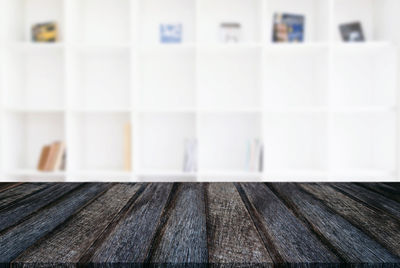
[357,183,400,203]
[206,183,272,264]
[82,183,173,264]
[0,183,50,210]
[149,183,208,264]
[301,183,400,257]
[331,183,400,220]
[239,183,339,264]
[0,183,21,194]
[269,183,400,263]
[0,183,112,263]
[13,183,143,264]
[0,182,399,266]
[0,183,81,232]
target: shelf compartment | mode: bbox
[137,0,195,44]
[68,112,131,171]
[198,47,262,109]
[333,0,399,42]
[330,112,397,172]
[138,47,195,109]
[198,114,262,172]
[265,0,330,43]
[332,46,397,106]
[68,0,130,44]
[197,0,263,43]
[136,113,196,172]
[2,112,65,171]
[5,0,64,42]
[68,47,131,110]
[5,47,65,109]
[264,45,329,107]
[264,113,328,171]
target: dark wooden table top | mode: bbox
[0,182,399,267]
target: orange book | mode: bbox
[37,145,51,171]
[44,142,61,171]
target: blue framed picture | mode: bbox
[160,23,182,43]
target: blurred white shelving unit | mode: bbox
[0,0,399,181]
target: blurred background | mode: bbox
[0,0,399,182]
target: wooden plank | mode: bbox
[301,183,400,256]
[13,183,144,264]
[206,183,272,264]
[238,183,339,264]
[0,183,50,210]
[80,183,173,264]
[0,183,22,194]
[149,183,208,264]
[0,183,81,232]
[332,183,400,220]
[357,183,400,203]
[0,183,112,263]
[269,183,400,263]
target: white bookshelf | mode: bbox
[0,0,400,181]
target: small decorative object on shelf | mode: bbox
[272,13,305,43]
[32,22,58,42]
[123,122,132,171]
[220,22,242,43]
[183,138,198,172]
[247,139,263,172]
[339,22,365,42]
[37,141,66,172]
[160,23,182,43]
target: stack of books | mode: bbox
[37,141,66,172]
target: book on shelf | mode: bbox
[123,122,132,171]
[339,22,365,42]
[183,138,198,172]
[37,145,51,171]
[247,139,263,172]
[37,141,66,172]
[272,13,305,43]
[220,22,242,43]
[160,23,182,43]
[32,22,58,42]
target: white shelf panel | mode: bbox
[68,47,131,110]
[198,47,262,109]
[198,114,262,172]
[136,113,196,171]
[68,0,130,44]
[5,47,65,109]
[264,113,328,171]
[68,113,131,172]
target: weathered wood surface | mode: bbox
[331,183,400,220]
[206,183,272,264]
[149,183,208,264]
[0,183,81,232]
[239,183,339,264]
[300,183,400,257]
[13,183,144,264]
[0,183,111,263]
[0,182,399,267]
[81,183,172,264]
[0,183,21,194]
[357,183,400,203]
[0,183,49,210]
[269,183,400,263]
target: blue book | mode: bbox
[160,24,182,43]
[273,13,305,43]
